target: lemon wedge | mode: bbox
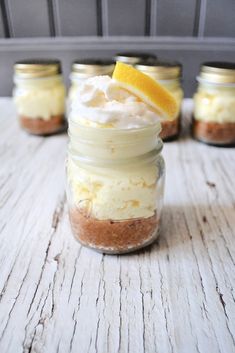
[112,61,178,120]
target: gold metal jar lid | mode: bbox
[72,59,115,76]
[114,52,157,65]
[14,59,62,78]
[199,62,235,84]
[136,59,182,80]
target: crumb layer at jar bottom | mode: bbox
[69,209,159,254]
[160,117,180,141]
[19,115,66,135]
[193,119,235,146]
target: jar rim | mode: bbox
[68,143,163,168]
[136,59,182,80]
[199,61,235,84]
[68,120,162,136]
[13,73,63,83]
[68,121,162,163]
[196,76,235,87]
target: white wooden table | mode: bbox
[0,98,235,353]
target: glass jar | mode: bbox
[114,52,157,65]
[136,60,183,141]
[68,59,115,108]
[67,120,165,254]
[13,59,66,135]
[193,62,235,146]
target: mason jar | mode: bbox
[13,59,66,135]
[68,59,115,108]
[67,120,165,254]
[193,62,235,146]
[136,60,183,141]
[114,52,157,65]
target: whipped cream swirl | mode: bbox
[70,76,161,129]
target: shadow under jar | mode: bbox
[67,121,165,254]
[13,59,66,135]
[193,62,235,146]
[136,60,183,141]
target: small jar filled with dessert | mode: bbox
[193,62,235,146]
[114,52,157,65]
[68,59,115,108]
[66,60,179,254]
[136,60,183,141]
[13,59,66,135]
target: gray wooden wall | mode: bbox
[0,0,235,97]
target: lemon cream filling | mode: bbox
[67,158,161,220]
[14,76,65,120]
[194,86,235,123]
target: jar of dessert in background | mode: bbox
[114,52,157,65]
[68,59,115,108]
[13,59,66,135]
[193,62,235,146]
[67,76,165,254]
[136,60,183,141]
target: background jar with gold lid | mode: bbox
[193,62,235,146]
[13,59,66,135]
[68,59,115,108]
[114,52,157,65]
[136,60,183,141]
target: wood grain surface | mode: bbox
[0,98,234,353]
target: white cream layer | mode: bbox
[14,75,65,120]
[70,75,161,128]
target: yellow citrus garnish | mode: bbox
[112,62,178,120]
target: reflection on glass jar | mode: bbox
[67,122,165,254]
[68,59,115,109]
[193,62,235,146]
[13,59,66,135]
[136,60,183,141]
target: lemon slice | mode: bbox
[112,61,178,120]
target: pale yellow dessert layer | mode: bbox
[67,158,161,221]
[14,76,65,120]
[194,86,235,123]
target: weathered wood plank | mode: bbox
[0,10,4,37]
[155,0,197,36]
[0,37,235,97]
[53,0,97,36]
[204,0,235,37]
[0,99,235,353]
[7,0,51,37]
[107,0,146,36]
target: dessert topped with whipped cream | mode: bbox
[13,59,66,135]
[70,75,161,129]
[67,62,177,253]
[193,61,235,146]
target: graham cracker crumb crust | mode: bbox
[160,117,180,140]
[193,119,235,145]
[69,209,159,253]
[20,115,65,135]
